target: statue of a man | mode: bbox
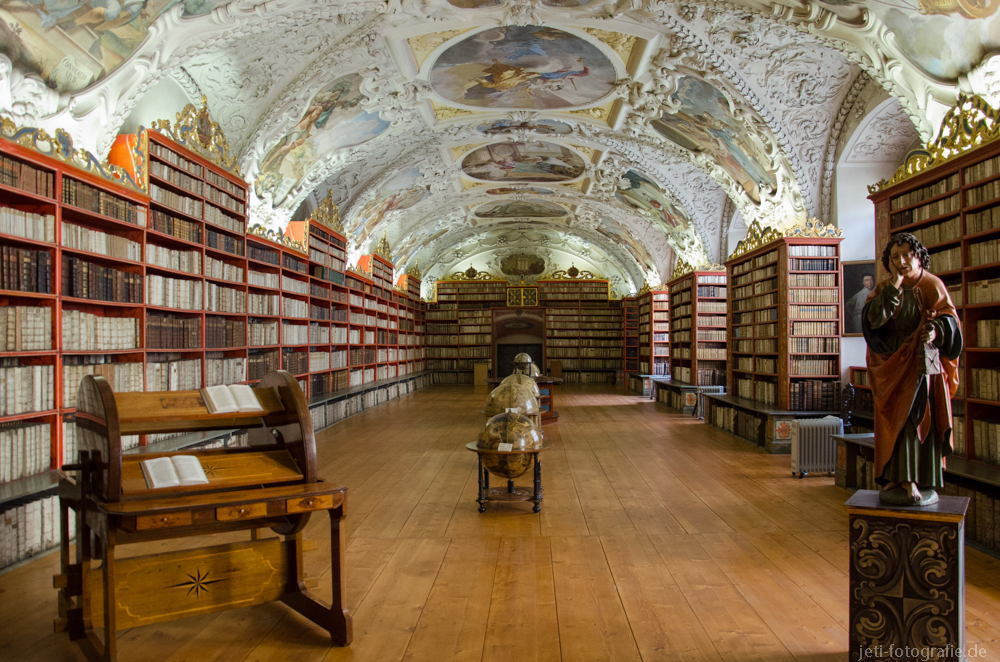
[862,232,962,505]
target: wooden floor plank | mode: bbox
[5,384,1000,662]
[549,535,643,662]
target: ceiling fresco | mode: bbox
[428,26,617,110]
[3,0,986,294]
[461,141,587,182]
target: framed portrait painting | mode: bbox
[843,260,877,337]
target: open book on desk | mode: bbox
[141,455,209,489]
[201,384,263,414]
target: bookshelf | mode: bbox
[0,126,432,567]
[725,230,843,412]
[623,296,638,374]
[867,98,1000,556]
[538,279,622,384]
[844,366,874,434]
[657,269,727,413]
[425,278,503,384]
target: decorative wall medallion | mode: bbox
[774,420,793,441]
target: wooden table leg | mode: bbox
[477,454,487,513]
[532,455,542,513]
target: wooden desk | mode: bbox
[465,442,549,513]
[486,376,561,424]
[55,371,352,662]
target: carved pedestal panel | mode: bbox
[845,491,970,662]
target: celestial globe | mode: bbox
[477,412,542,479]
[500,373,540,397]
[483,380,540,417]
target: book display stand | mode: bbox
[54,370,351,661]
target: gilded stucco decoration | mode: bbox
[0,118,146,193]
[151,96,241,176]
[869,94,1000,194]
[728,219,784,260]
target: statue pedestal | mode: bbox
[845,490,970,662]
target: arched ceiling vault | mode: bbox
[3,0,992,291]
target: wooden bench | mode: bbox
[54,370,352,661]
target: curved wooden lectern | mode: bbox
[54,370,352,661]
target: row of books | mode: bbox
[0,362,54,415]
[977,319,1000,348]
[789,337,839,353]
[147,313,201,349]
[64,178,146,226]
[147,274,202,310]
[891,193,960,228]
[146,357,202,391]
[890,173,959,210]
[1,155,55,198]
[63,310,138,351]
[556,370,618,383]
[697,329,727,341]
[62,256,142,303]
[150,209,201,244]
[969,367,1000,401]
[249,292,279,315]
[788,245,837,257]
[789,289,839,303]
[249,269,279,288]
[789,274,837,287]
[150,160,202,196]
[2,305,52,351]
[789,380,840,411]
[206,317,246,348]
[205,356,246,387]
[62,359,142,408]
[791,321,839,335]
[788,258,838,271]
[206,282,246,314]
[2,246,53,294]
[150,141,203,177]
[938,482,999,552]
[150,183,203,219]
[0,494,67,569]
[206,256,243,283]
[967,178,1000,206]
[965,419,1000,466]
[206,228,244,256]
[146,243,200,274]
[968,278,1000,304]
[248,350,279,381]
[968,237,1000,267]
[790,358,838,376]
[0,207,55,243]
[903,216,961,248]
[966,204,1000,235]
[0,421,50,483]
[711,404,762,441]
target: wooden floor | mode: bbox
[3,385,1000,661]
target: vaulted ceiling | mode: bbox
[2,0,995,295]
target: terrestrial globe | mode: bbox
[477,412,542,479]
[500,373,540,397]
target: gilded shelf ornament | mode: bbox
[869,94,1000,194]
[546,264,604,280]
[0,118,146,193]
[405,260,423,281]
[247,223,308,255]
[784,217,843,238]
[703,263,726,272]
[447,266,498,281]
[670,258,695,280]
[432,101,478,121]
[637,281,652,296]
[728,219,784,260]
[151,95,241,176]
[373,232,393,262]
[312,190,344,234]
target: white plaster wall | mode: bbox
[119,77,194,138]
[834,163,899,383]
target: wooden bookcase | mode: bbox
[868,109,1000,553]
[632,288,669,377]
[725,234,843,412]
[623,296,638,373]
[667,269,727,387]
[0,129,431,559]
[538,279,621,384]
[425,279,504,384]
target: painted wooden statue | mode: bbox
[862,232,962,505]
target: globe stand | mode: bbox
[466,443,549,513]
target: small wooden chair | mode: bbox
[54,370,352,661]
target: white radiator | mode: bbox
[694,386,726,419]
[790,416,843,477]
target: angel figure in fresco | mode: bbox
[474,58,590,96]
[863,233,962,506]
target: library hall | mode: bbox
[2,2,1000,661]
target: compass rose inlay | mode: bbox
[168,568,228,598]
